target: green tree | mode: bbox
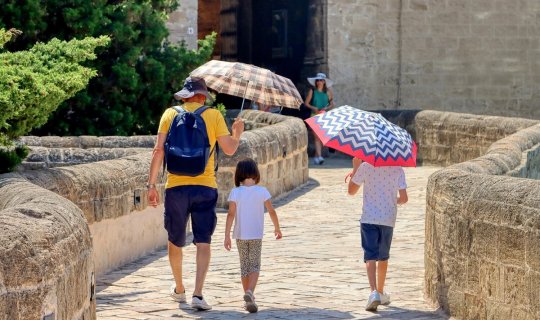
[0,28,110,172]
[0,1,215,136]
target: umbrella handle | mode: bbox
[239,80,249,113]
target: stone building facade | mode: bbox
[167,0,540,119]
[329,0,540,119]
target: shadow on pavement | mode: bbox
[363,305,449,319]
[309,156,352,170]
[170,306,356,319]
[272,177,320,208]
[95,248,168,294]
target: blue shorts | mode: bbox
[361,223,394,262]
[164,185,218,247]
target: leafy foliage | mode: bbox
[214,103,227,119]
[0,1,215,136]
[0,28,110,146]
[0,145,28,174]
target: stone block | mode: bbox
[502,266,527,306]
[466,258,480,295]
[408,0,428,11]
[79,136,101,148]
[446,289,465,318]
[464,293,486,320]
[511,308,536,320]
[497,226,525,265]
[479,263,503,301]
[486,300,512,320]
[528,271,540,317]
[471,222,498,260]
[526,231,540,271]
[441,256,467,290]
[266,163,276,182]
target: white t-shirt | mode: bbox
[351,162,407,227]
[227,185,272,240]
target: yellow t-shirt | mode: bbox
[158,102,230,189]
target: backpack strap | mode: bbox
[194,105,210,115]
[194,106,219,173]
[173,105,185,113]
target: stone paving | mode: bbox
[96,158,447,319]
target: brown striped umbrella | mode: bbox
[190,60,302,110]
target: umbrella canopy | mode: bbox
[305,106,417,167]
[190,60,302,109]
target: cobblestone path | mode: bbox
[97,158,447,319]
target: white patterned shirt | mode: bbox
[351,162,407,227]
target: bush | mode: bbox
[1,2,215,136]
[0,145,28,174]
[214,103,227,119]
[0,28,109,172]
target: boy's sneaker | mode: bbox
[318,156,325,165]
[365,290,381,311]
[380,291,391,305]
[243,290,258,313]
[191,296,212,311]
[169,284,186,303]
[313,157,321,165]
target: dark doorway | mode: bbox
[217,0,314,110]
[238,0,308,85]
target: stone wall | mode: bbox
[328,0,540,119]
[0,175,95,320]
[216,110,309,207]
[0,110,308,317]
[164,1,540,118]
[421,113,540,319]
[378,109,539,166]
[412,111,538,166]
[328,0,400,109]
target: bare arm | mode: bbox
[265,200,282,239]
[147,133,167,207]
[397,189,408,205]
[217,117,244,155]
[304,89,317,112]
[347,158,363,195]
[327,89,334,109]
[224,201,236,250]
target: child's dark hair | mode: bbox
[234,158,260,187]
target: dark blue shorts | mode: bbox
[361,223,394,262]
[164,185,218,247]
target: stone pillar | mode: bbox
[166,0,198,49]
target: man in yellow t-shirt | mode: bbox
[147,77,244,311]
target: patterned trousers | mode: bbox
[236,239,262,277]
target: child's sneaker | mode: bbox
[191,296,212,311]
[365,290,381,311]
[313,157,321,165]
[243,290,258,313]
[318,156,325,165]
[169,284,186,303]
[380,291,391,305]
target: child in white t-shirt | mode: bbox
[224,158,282,313]
[348,158,408,312]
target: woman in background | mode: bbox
[304,72,335,165]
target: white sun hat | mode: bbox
[307,72,333,87]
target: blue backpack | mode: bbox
[164,105,217,176]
